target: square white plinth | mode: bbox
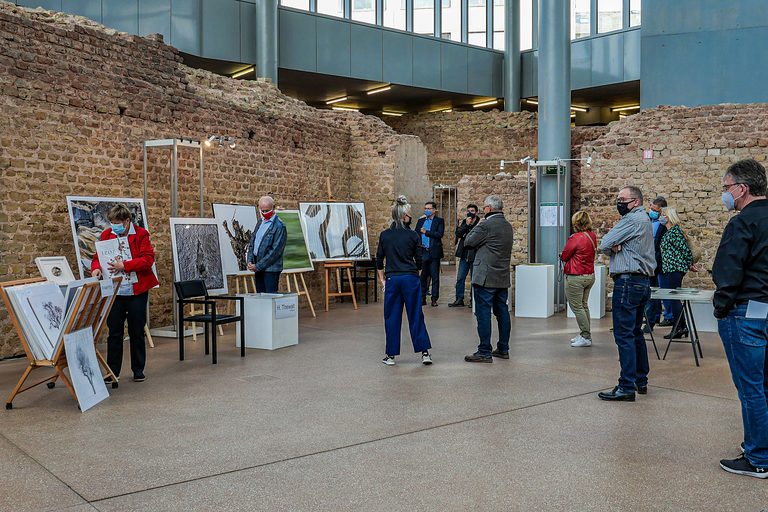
[515,264,554,318]
[566,264,607,319]
[236,293,299,350]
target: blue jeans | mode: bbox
[612,275,651,392]
[645,275,662,326]
[254,271,281,293]
[719,304,768,468]
[455,258,472,301]
[383,274,432,356]
[658,271,686,326]
[420,249,440,300]
[473,285,511,357]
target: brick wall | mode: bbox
[0,3,422,358]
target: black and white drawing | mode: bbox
[169,218,227,295]
[212,203,258,275]
[66,196,148,279]
[298,202,370,261]
[35,256,76,286]
[63,326,109,412]
[5,282,67,360]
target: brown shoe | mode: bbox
[431,299,439,307]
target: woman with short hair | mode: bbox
[560,210,598,347]
[659,207,694,339]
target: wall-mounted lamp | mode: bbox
[332,106,358,112]
[381,111,404,117]
[231,66,255,79]
[367,85,391,95]
[473,99,499,108]
[610,105,640,112]
[205,135,236,149]
[326,96,348,105]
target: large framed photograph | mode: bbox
[66,196,149,279]
[169,218,227,295]
[35,256,76,286]
[298,202,370,262]
[278,210,314,273]
[212,203,258,276]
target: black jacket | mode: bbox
[455,215,481,261]
[652,222,668,276]
[376,225,422,277]
[414,216,444,259]
[712,199,768,318]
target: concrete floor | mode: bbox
[0,281,765,511]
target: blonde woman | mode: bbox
[560,211,598,347]
[659,207,694,339]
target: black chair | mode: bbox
[174,280,244,364]
[352,259,378,304]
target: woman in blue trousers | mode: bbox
[376,195,433,366]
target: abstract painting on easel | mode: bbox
[169,218,228,295]
[212,203,258,276]
[298,202,370,262]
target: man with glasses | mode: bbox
[247,195,287,293]
[713,159,768,478]
[598,185,656,401]
[449,203,480,308]
[415,201,445,307]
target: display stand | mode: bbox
[1,277,121,410]
[285,271,316,318]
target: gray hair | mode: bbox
[258,195,275,208]
[391,195,412,229]
[622,185,643,203]
[484,195,504,211]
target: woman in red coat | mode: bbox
[91,204,159,382]
[560,211,598,347]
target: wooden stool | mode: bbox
[324,262,358,312]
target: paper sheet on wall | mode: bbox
[540,203,564,227]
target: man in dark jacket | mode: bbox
[449,204,480,308]
[712,159,768,479]
[414,201,444,307]
[645,195,668,329]
[246,196,287,293]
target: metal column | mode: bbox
[504,0,520,111]
[255,0,279,83]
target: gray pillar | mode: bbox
[503,0,520,111]
[536,0,570,275]
[434,0,441,37]
[256,0,279,83]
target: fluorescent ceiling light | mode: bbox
[367,85,391,95]
[611,105,640,112]
[381,111,404,117]
[571,105,588,112]
[443,108,453,113]
[332,106,358,112]
[473,99,499,108]
[231,66,255,79]
[326,96,348,105]
[524,99,539,105]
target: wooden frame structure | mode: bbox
[1,277,120,409]
[285,271,316,318]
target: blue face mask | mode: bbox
[648,210,660,220]
[424,209,433,217]
[111,223,126,235]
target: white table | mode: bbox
[649,289,714,366]
[236,293,299,350]
[514,264,554,318]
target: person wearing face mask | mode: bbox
[414,201,444,307]
[246,195,287,293]
[377,196,433,366]
[597,186,656,402]
[645,196,669,330]
[91,204,159,383]
[712,159,768,479]
[449,204,480,308]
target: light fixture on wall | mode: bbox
[571,105,589,112]
[611,105,640,112]
[204,135,236,149]
[231,66,255,79]
[524,98,539,105]
[381,111,404,117]
[326,96,348,105]
[367,85,391,95]
[473,99,499,108]
[332,106,358,112]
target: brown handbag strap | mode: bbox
[583,232,597,254]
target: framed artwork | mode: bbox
[63,326,109,412]
[35,256,76,286]
[5,281,65,361]
[298,202,370,262]
[278,210,314,273]
[169,218,227,295]
[212,203,259,276]
[65,196,149,279]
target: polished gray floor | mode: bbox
[0,282,764,511]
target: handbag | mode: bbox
[682,230,702,264]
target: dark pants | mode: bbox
[254,271,281,293]
[473,284,511,357]
[383,274,431,356]
[658,271,686,327]
[645,274,662,326]
[611,275,651,392]
[455,258,472,301]
[420,249,440,300]
[106,292,148,377]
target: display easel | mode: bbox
[285,271,316,318]
[1,277,121,410]
[322,178,358,312]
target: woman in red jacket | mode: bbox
[560,211,598,347]
[91,204,159,382]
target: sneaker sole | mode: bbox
[422,361,433,365]
[382,360,395,366]
[719,463,768,478]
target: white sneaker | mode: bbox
[571,336,592,347]
[570,335,580,343]
[421,352,433,365]
[382,356,395,366]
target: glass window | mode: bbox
[414,0,435,36]
[317,0,344,17]
[492,0,504,49]
[520,0,532,50]
[571,0,590,39]
[597,0,622,33]
[468,0,486,46]
[441,0,460,41]
[281,0,310,9]
[383,0,405,29]
[629,0,641,27]
[352,0,376,23]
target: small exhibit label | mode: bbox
[274,297,297,319]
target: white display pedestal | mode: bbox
[514,264,554,318]
[236,293,299,350]
[566,264,607,319]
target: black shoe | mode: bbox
[663,329,689,339]
[464,354,493,363]
[636,384,648,395]
[132,373,146,382]
[642,325,652,334]
[431,299,439,307]
[448,299,465,308]
[421,298,427,306]
[598,386,636,402]
[658,319,674,327]
[719,455,768,479]
[104,375,116,384]
[491,349,509,359]
[741,442,745,454]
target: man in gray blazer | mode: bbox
[463,195,514,363]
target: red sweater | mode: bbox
[560,231,597,275]
[91,224,159,295]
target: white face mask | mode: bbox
[658,215,668,225]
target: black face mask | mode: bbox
[616,201,633,216]
[467,212,476,218]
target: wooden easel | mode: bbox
[321,178,358,312]
[0,277,121,409]
[285,271,316,317]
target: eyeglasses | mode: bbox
[616,197,636,204]
[722,182,743,193]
